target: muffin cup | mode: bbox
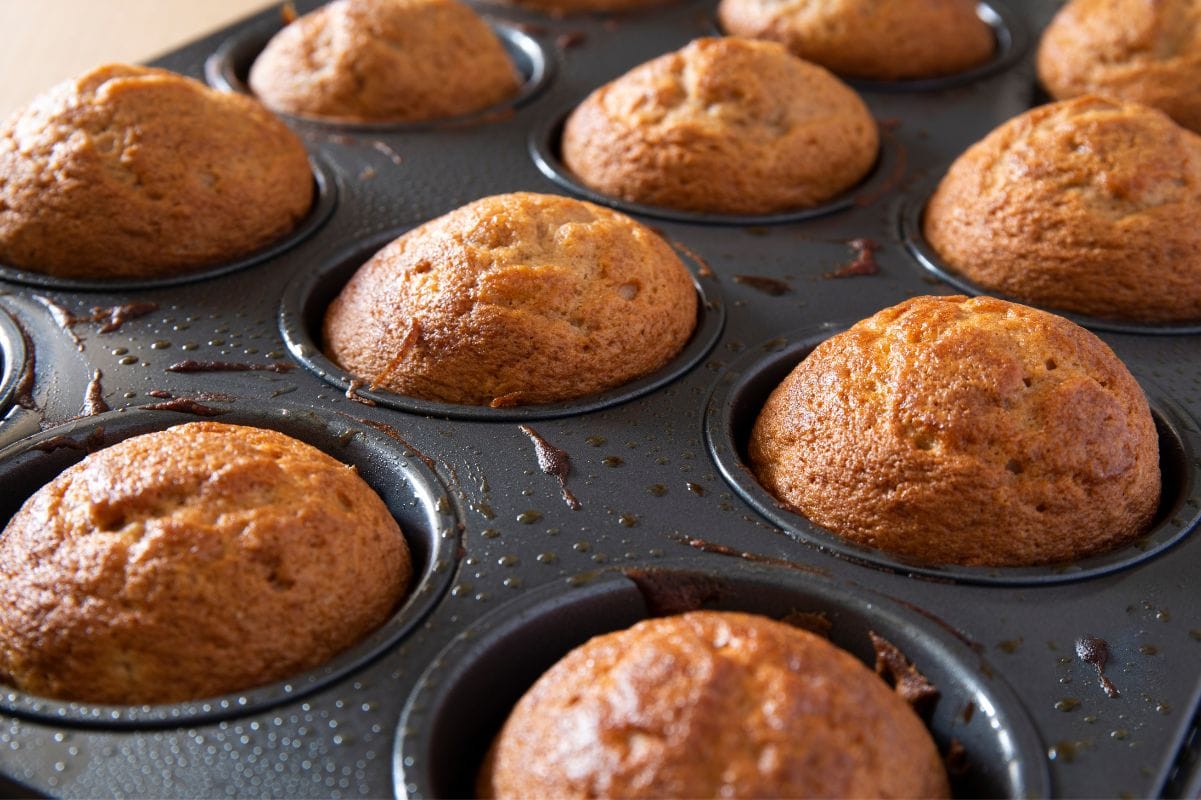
[900,182,1201,335]
[0,304,29,420]
[394,557,1051,798]
[0,155,338,293]
[529,107,905,225]
[0,400,460,728]
[278,228,725,421]
[704,325,1201,585]
[204,17,554,131]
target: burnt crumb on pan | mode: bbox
[140,398,225,417]
[733,274,791,295]
[779,609,832,638]
[165,360,295,374]
[944,738,969,778]
[962,701,975,723]
[280,1,298,24]
[556,31,587,50]
[359,166,377,181]
[345,379,377,406]
[81,370,108,416]
[623,567,726,616]
[146,390,174,399]
[29,427,106,454]
[669,534,827,576]
[91,302,158,334]
[518,425,581,510]
[1076,635,1120,698]
[34,295,84,349]
[349,414,439,471]
[667,238,714,278]
[825,238,880,278]
[515,22,549,35]
[869,631,940,714]
[372,141,404,166]
[13,318,36,411]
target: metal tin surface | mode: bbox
[0,0,1199,797]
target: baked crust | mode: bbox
[249,0,520,123]
[323,192,698,407]
[0,64,313,279]
[924,96,1201,323]
[1038,0,1201,133]
[749,295,1161,567]
[561,37,878,215]
[481,610,950,799]
[718,0,994,80]
[0,422,411,704]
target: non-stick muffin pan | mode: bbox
[0,0,1200,797]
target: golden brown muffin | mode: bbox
[248,0,520,123]
[561,38,878,215]
[481,610,950,799]
[718,0,995,81]
[0,64,313,280]
[0,422,411,705]
[923,96,1201,323]
[750,295,1161,567]
[1038,0,1201,134]
[323,192,697,407]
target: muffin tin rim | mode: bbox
[393,556,1053,799]
[900,177,1201,336]
[0,154,340,294]
[0,400,461,730]
[703,323,1201,586]
[0,304,27,417]
[203,15,556,133]
[277,225,726,421]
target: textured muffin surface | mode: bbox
[1038,0,1201,133]
[0,64,313,280]
[749,295,1160,567]
[249,0,520,122]
[924,97,1201,323]
[0,422,412,705]
[561,37,878,215]
[481,610,950,799]
[718,0,994,80]
[323,192,698,407]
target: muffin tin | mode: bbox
[0,0,1200,797]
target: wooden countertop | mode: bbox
[0,0,276,119]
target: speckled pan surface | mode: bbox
[0,0,1199,797]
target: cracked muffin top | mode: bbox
[0,422,411,705]
[924,96,1201,323]
[480,610,950,799]
[561,37,878,215]
[323,192,698,407]
[0,64,313,280]
[718,0,994,81]
[248,0,520,123]
[750,295,1161,567]
[1038,0,1201,133]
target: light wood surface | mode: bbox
[0,0,277,118]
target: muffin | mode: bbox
[1038,0,1201,134]
[561,37,878,215]
[248,0,520,123]
[324,192,698,407]
[749,295,1161,567]
[718,0,995,81]
[923,96,1201,322]
[481,610,950,798]
[0,64,313,280]
[0,422,412,705]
